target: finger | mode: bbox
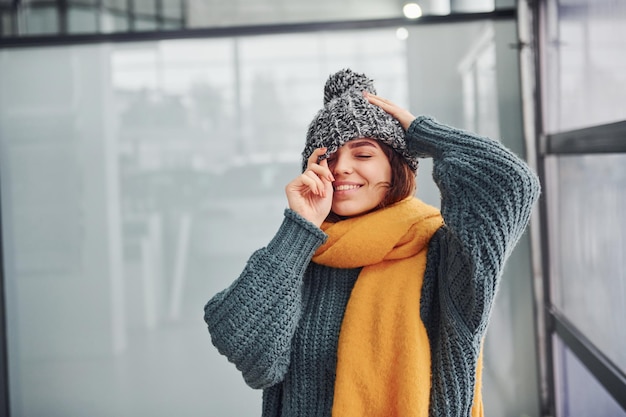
[306,147,334,182]
[307,147,327,168]
[294,173,320,196]
[318,157,335,182]
[365,96,395,115]
[364,91,396,106]
[308,159,334,182]
[364,93,415,130]
[305,166,334,198]
[370,98,397,115]
[303,169,326,196]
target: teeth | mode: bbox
[335,184,360,191]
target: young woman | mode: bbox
[204,69,540,417]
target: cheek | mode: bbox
[384,166,392,183]
[370,167,392,196]
[376,164,392,186]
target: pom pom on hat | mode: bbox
[323,68,377,105]
[301,69,418,172]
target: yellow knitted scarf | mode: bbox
[312,197,483,416]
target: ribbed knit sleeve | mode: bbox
[204,209,327,389]
[407,115,540,335]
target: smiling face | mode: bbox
[327,138,392,218]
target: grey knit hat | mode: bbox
[301,68,418,172]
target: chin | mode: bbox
[331,204,378,219]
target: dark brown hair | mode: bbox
[376,141,417,209]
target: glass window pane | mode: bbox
[134,0,156,15]
[162,0,182,19]
[101,10,129,33]
[449,0,494,13]
[1,12,14,36]
[0,0,515,37]
[134,18,157,31]
[0,29,406,416]
[161,19,182,30]
[553,335,626,417]
[544,0,626,132]
[237,30,409,160]
[184,0,403,29]
[23,6,58,35]
[548,154,626,373]
[0,20,537,416]
[68,7,98,34]
[103,0,127,10]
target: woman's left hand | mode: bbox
[364,92,416,131]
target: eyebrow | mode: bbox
[347,140,379,149]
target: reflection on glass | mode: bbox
[0,19,534,417]
[69,7,98,34]
[544,0,626,132]
[553,336,626,417]
[0,29,409,416]
[23,6,58,35]
[548,154,626,373]
[458,24,499,140]
[0,0,504,37]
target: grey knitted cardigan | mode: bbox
[204,116,541,417]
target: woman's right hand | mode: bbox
[285,148,335,227]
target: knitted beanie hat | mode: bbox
[301,68,418,172]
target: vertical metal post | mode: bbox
[11,0,20,36]
[155,0,163,30]
[58,0,68,34]
[0,174,11,417]
[95,0,103,33]
[518,0,557,415]
[180,0,186,29]
[127,0,134,31]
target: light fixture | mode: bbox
[403,2,423,19]
[396,27,409,40]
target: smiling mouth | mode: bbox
[334,184,361,191]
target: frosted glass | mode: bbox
[68,7,98,33]
[554,336,626,417]
[0,21,538,417]
[544,0,626,132]
[0,30,407,417]
[548,154,626,374]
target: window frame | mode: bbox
[525,0,626,414]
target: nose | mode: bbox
[331,151,353,175]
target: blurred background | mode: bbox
[0,0,624,416]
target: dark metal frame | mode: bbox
[551,310,626,411]
[0,8,516,47]
[540,122,626,413]
[532,1,626,415]
[0,0,21,36]
[518,0,557,415]
[0,185,9,417]
[0,0,185,37]
[546,121,626,155]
